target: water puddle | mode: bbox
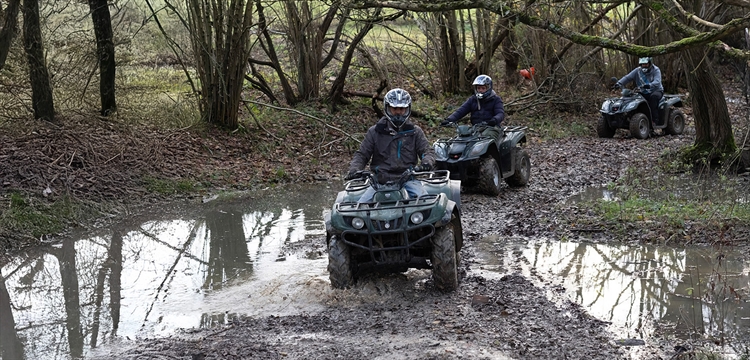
[1,182,749,359]
[0,184,340,360]
[475,236,750,349]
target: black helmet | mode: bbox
[384,88,412,127]
[472,75,493,100]
[639,57,653,73]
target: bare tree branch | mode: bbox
[346,0,750,58]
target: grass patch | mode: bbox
[143,176,202,195]
[0,192,84,239]
[593,196,750,229]
[579,167,750,241]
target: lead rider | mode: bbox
[614,57,664,129]
[345,88,436,203]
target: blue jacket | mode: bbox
[446,90,505,126]
[616,65,663,94]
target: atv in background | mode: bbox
[598,77,686,139]
[433,124,530,196]
[325,169,463,291]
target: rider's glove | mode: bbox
[642,84,651,89]
[415,163,432,172]
[440,120,452,126]
[344,170,358,180]
[612,83,621,90]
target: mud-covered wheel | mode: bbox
[666,109,685,135]
[327,235,354,289]
[629,112,650,139]
[505,148,530,187]
[596,115,616,138]
[476,157,501,196]
[431,223,458,291]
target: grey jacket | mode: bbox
[348,117,436,183]
[616,65,663,94]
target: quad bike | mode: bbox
[433,123,530,196]
[325,169,463,291]
[598,78,686,139]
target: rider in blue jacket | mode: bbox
[615,57,663,127]
[441,75,505,140]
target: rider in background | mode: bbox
[614,57,663,128]
[440,74,505,141]
[345,88,436,202]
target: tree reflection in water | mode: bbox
[1,269,25,359]
[488,239,749,345]
[0,183,338,359]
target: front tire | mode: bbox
[328,235,354,289]
[505,148,530,187]
[431,223,458,291]
[629,112,650,139]
[666,109,685,135]
[597,115,616,138]
[476,157,501,196]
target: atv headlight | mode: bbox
[351,217,365,229]
[434,144,447,159]
[623,101,638,112]
[601,100,611,111]
[469,140,491,157]
[410,212,424,225]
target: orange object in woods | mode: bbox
[520,67,536,79]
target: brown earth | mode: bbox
[3,86,750,359]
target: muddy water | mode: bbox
[0,184,341,360]
[475,237,750,347]
[1,182,748,359]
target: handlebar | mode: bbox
[347,169,416,191]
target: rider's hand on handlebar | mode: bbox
[440,120,452,127]
[344,170,359,180]
[612,83,621,91]
[642,84,651,90]
[415,163,432,172]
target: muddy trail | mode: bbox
[78,131,719,360]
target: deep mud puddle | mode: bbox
[1,183,748,359]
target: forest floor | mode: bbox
[2,83,750,359]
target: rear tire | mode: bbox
[597,115,616,138]
[666,109,685,135]
[476,157,501,196]
[431,223,458,291]
[328,235,354,289]
[505,148,530,187]
[629,113,650,139]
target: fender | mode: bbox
[438,205,464,252]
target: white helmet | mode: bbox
[472,75,493,100]
[639,57,653,73]
[383,88,412,127]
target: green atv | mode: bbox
[325,169,463,291]
[434,124,531,196]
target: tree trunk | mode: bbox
[0,0,21,71]
[22,0,54,121]
[284,2,339,101]
[683,48,737,161]
[187,0,253,129]
[88,0,117,116]
[434,11,462,93]
[328,10,377,110]
[501,21,520,86]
